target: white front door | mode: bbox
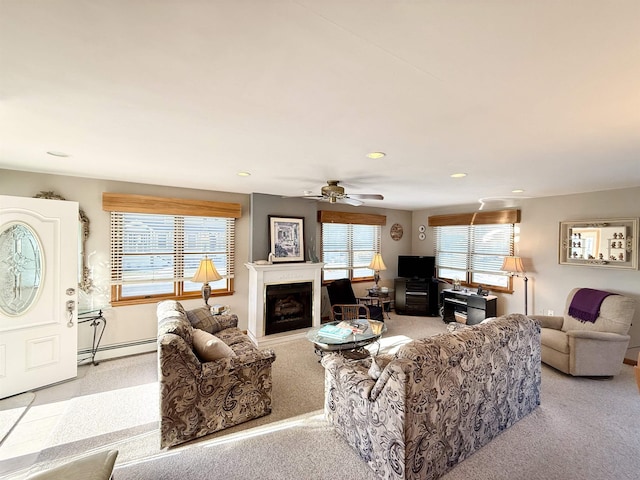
[0,195,79,399]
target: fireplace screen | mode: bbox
[265,282,313,335]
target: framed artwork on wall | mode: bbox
[269,216,305,263]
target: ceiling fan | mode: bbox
[301,180,384,206]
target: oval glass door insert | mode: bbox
[0,223,44,316]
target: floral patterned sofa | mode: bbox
[157,300,276,448]
[321,313,541,480]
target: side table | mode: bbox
[358,290,393,318]
[78,307,108,366]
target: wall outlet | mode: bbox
[546,309,554,316]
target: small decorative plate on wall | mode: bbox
[390,223,403,241]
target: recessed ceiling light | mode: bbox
[450,173,467,178]
[46,151,70,157]
[366,152,386,159]
[511,189,525,193]
[237,171,251,177]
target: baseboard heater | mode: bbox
[77,338,156,357]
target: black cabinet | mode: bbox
[394,278,439,316]
[440,289,497,325]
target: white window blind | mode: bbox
[321,223,381,281]
[110,212,234,302]
[435,223,514,289]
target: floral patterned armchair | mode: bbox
[157,300,276,448]
[321,313,541,480]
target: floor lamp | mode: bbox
[501,256,528,315]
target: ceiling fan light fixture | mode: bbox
[366,151,386,159]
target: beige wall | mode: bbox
[412,186,640,361]
[2,169,637,361]
[1,169,251,360]
[0,169,413,361]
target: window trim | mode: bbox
[319,210,386,284]
[430,209,520,293]
[104,193,240,306]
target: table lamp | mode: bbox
[368,253,387,291]
[501,256,528,315]
[192,256,222,305]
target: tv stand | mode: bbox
[440,289,497,325]
[394,278,439,316]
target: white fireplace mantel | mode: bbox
[245,262,325,346]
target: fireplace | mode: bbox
[265,282,312,335]
[245,262,324,346]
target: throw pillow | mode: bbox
[192,328,236,362]
[186,307,213,326]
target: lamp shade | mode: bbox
[369,253,387,271]
[501,256,525,274]
[192,256,222,283]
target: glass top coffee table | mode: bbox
[307,319,387,359]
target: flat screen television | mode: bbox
[397,255,435,280]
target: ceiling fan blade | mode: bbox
[349,194,384,200]
[340,197,364,206]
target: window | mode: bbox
[430,209,520,292]
[318,211,386,283]
[435,224,514,289]
[103,193,241,306]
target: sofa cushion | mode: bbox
[541,327,569,354]
[215,328,258,356]
[192,328,236,361]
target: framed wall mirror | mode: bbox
[34,191,93,292]
[559,218,638,269]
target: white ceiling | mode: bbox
[1,1,639,210]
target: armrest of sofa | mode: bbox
[566,330,631,343]
[158,333,202,378]
[201,348,276,378]
[529,314,564,330]
[321,353,413,402]
[321,354,376,399]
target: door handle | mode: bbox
[66,300,75,327]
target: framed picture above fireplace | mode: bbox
[269,216,305,263]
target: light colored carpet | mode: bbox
[5,314,639,479]
[3,313,444,479]
[0,392,34,445]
